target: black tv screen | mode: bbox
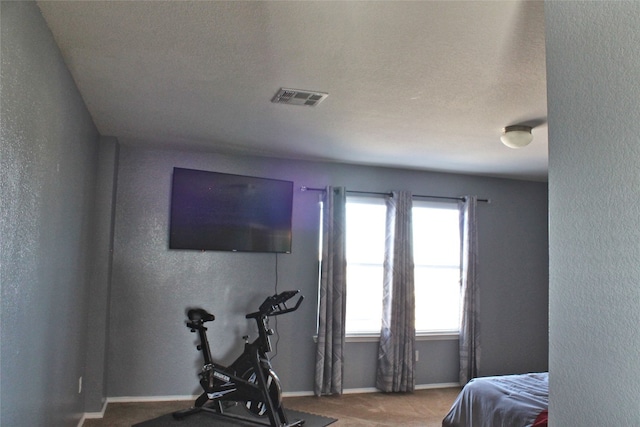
[169,168,293,253]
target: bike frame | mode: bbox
[174,290,304,427]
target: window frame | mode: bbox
[343,195,461,340]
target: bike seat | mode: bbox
[187,308,215,323]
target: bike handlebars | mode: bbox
[246,290,304,319]
[184,290,303,330]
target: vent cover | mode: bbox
[271,88,328,107]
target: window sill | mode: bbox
[313,332,459,343]
[346,332,459,343]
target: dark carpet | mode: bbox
[132,407,337,427]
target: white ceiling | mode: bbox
[37,1,548,181]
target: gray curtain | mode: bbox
[314,186,347,396]
[459,195,480,385]
[376,191,415,392]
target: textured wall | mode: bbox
[83,137,119,413]
[0,2,100,426]
[546,2,640,425]
[0,3,551,417]
[108,146,548,396]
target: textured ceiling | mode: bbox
[37,1,547,181]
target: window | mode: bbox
[345,196,461,335]
[412,201,461,333]
[345,197,386,334]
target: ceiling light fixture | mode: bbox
[501,125,533,149]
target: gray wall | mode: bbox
[83,137,119,412]
[108,146,548,396]
[0,2,549,424]
[1,2,100,426]
[546,2,640,425]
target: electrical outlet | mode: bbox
[78,376,83,394]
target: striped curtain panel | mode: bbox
[376,191,416,393]
[459,195,480,385]
[314,186,347,396]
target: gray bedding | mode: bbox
[442,372,548,427]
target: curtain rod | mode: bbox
[300,186,490,203]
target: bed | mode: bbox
[442,372,548,427]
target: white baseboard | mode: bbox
[342,387,379,394]
[85,400,108,418]
[319,382,460,395]
[416,382,461,390]
[107,394,198,403]
[77,382,460,425]
[77,400,107,427]
[284,382,460,397]
[279,388,381,397]
[282,390,316,397]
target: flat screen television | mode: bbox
[169,167,293,253]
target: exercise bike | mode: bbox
[173,290,305,427]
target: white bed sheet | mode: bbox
[442,372,548,427]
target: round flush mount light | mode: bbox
[501,125,533,149]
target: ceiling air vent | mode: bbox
[271,88,328,107]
